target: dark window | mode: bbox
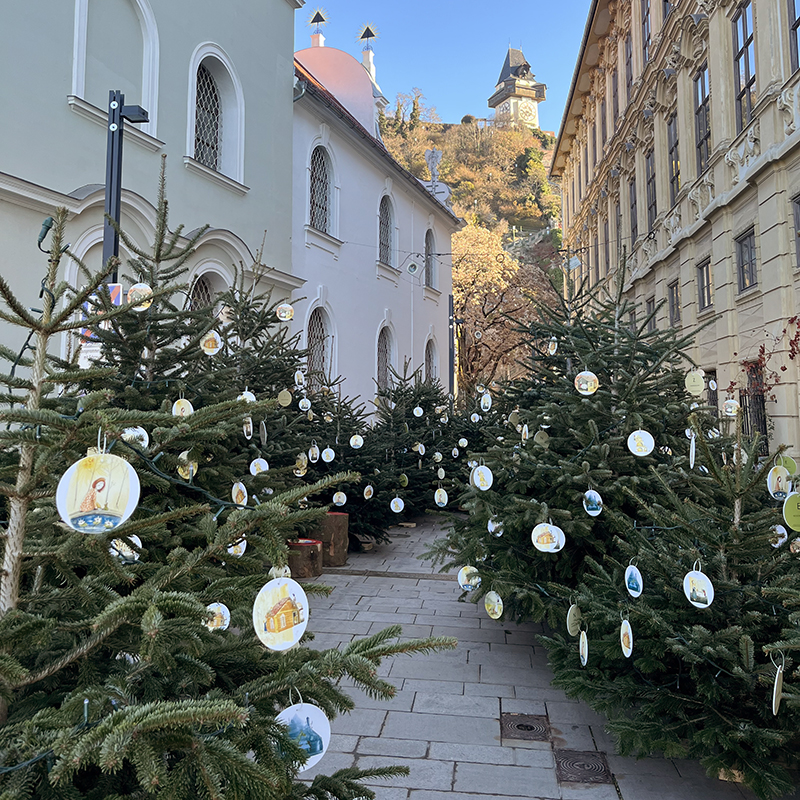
[664,0,672,19]
[424,229,437,288]
[697,258,713,310]
[793,195,800,269]
[309,146,331,233]
[593,237,600,284]
[668,280,681,325]
[642,0,652,62]
[706,370,719,416]
[791,0,800,73]
[667,113,681,206]
[694,64,711,175]
[584,144,589,186]
[189,274,214,310]
[612,70,620,125]
[379,196,394,266]
[733,1,756,133]
[646,296,656,331]
[645,150,657,231]
[601,99,607,145]
[603,219,610,275]
[740,362,768,454]
[578,163,582,199]
[591,126,597,168]
[625,34,634,103]
[377,327,392,391]
[424,340,437,382]
[630,177,638,243]
[736,228,757,291]
[615,202,622,255]
[629,310,637,331]
[195,63,222,171]
[307,307,331,390]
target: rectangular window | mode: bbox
[603,219,610,275]
[645,150,657,231]
[592,127,597,168]
[740,361,768,453]
[630,177,638,243]
[706,370,719,417]
[668,280,681,326]
[694,65,711,176]
[667,112,681,207]
[646,296,656,331]
[629,310,637,331]
[793,195,800,269]
[736,229,757,291]
[733,1,756,133]
[612,69,620,125]
[664,0,672,19]
[642,0,651,63]
[593,237,600,283]
[578,163,582,200]
[625,34,634,103]
[584,145,589,187]
[791,0,800,73]
[697,258,713,310]
[601,99,607,146]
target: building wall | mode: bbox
[552,0,800,452]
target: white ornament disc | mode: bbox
[253,577,308,651]
[249,458,269,476]
[350,434,364,449]
[56,453,140,534]
[783,492,800,531]
[579,631,589,666]
[566,604,582,637]
[532,523,565,553]
[480,393,492,411]
[722,399,740,417]
[627,430,655,456]
[437,467,446,480]
[620,619,633,658]
[452,447,460,458]
[488,517,503,537]
[773,665,784,715]
[433,451,443,463]
[275,303,294,321]
[574,370,599,396]
[260,421,268,446]
[770,524,789,548]
[294,370,305,387]
[177,451,198,480]
[521,424,529,442]
[484,591,503,619]
[205,603,231,632]
[547,337,558,356]
[363,484,374,500]
[299,398,311,412]
[472,465,494,491]
[276,702,331,772]
[122,426,149,449]
[172,398,194,417]
[583,489,603,517]
[413,406,424,417]
[768,466,791,500]
[457,565,481,591]
[434,488,448,507]
[228,538,247,557]
[243,417,253,440]
[200,330,222,356]
[238,390,256,403]
[308,443,320,463]
[232,482,248,505]
[625,565,644,598]
[333,491,347,506]
[459,438,468,448]
[321,447,335,463]
[476,384,486,394]
[470,413,481,423]
[417,443,426,456]
[689,434,696,469]
[278,389,292,407]
[127,282,153,311]
[110,534,142,563]
[390,496,404,513]
[685,371,705,396]
[683,569,714,608]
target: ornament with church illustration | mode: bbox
[127,282,153,311]
[205,602,231,632]
[299,397,311,412]
[308,441,320,463]
[625,563,644,598]
[243,417,253,440]
[574,370,599,396]
[252,577,308,651]
[532,522,565,553]
[276,702,331,772]
[232,482,248,505]
[275,303,294,321]
[683,561,714,608]
[583,489,603,517]
[200,329,222,355]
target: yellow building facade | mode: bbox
[551,0,800,452]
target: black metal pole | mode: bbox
[448,293,455,396]
[103,90,124,281]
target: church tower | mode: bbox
[488,48,546,130]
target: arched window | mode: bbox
[309,146,332,233]
[195,63,222,170]
[425,339,438,382]
[378,196,394,266]
[307,307,332,389]
[377,326,392,391]
[424,229,436,288]
[189,274,215,310]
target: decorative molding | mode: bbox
[688,172,715,220]
[183,157,249,195]
[777,84,800,137]
[724,121,760,184]
[376,260,400,285]
[665,208,682,243]
[67,95,164,152]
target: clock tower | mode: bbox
[488,48,546,130]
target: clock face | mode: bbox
[498,101,511,115]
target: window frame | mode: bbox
[645,150,657,232]
[378,195,395,267]
[600,98,607,146]
[603,218,610,276]
[667,112,681,207]
[424,229,437,289]
[630,176,639,243]
[194,63,222,171]
[694,64,711,176]
[642,0,652,63]
[309,145,332,234]
[791,0,800,73]
[793,195,800,269]
[625,34,634,103]
[735,228,757,292]
[612,69,620,126]
[733,1,756,134]
[646,296,656,332]
[697,258,713,310]
[668,279,681,326]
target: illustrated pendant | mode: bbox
[232,482,248,505]
[434,488,448,507]
[350,434,364,449]
[390,496,404,513]
[683,567,715,608]
[684,370,704,396]
[457,566,481,591]
[625,564,644,598]
[773,665,784,715]
[532,522,565,553]
[689,433,696,469]
[321,447,335,463]
[413,406,424,417]
[250,458,269,475]
[579,631,589,666]
[172,398,194,417]
[122,426,149,449]
[177,451,198,480]
[127,282,153,311]
[275,303,294,321]
[583,489,603,517]
[228,538,247,557]
[56,453,140,533]
[484,591,503,619]
[200,330,222,355]
[363,485,374,500]
[627,430,655,456]
[243,417,253,440]
[488,517,503,537]
[574,370,599,395]
[109,534,142,563]
[480,393,492,411]
[620,619,633,658]
[472,465,493,491]
[308,442,320,463]
[782,492,800,531]
[333,491,347,506]
[768,466,791,500]
[205,602,231,632]
[252,577,308,651]
[566,604,582,637]
[276,703,331,772]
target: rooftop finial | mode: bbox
[358,23,378,52]
[308,7,329,34]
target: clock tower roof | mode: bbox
[495,47,534,87]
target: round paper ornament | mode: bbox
[277,389,293,407]
[689,433,696,469]
[243,417,253,440]
[470,413,481,423]
[783,492,800,531]
[232,482,248,505]
[299,398,311,412]
[709,379,718,391]
[467,460,478,469]
[547,337,558,356]
[200,330,223,356]
[532,522,565,553]
[433,451,443,463]
[323,412,333,423]
[276,702,331,772]
[294,370,305,387]
[440,414,449,424]
[172,398,194,417]
[434,488,448,507]
[452,447,460,458]
[480,393,492,411]
[177,451,198,481]
[437,467,445,480]
[773,661,784,716]
[228,538,247,557]
[484,591,503,619]
[321,447,335,463]
[583,489,603,517]
[260,420,268,446]
[363,484,374,500]
[127,282,153,311]
[472,465,494,491]
[566,604,582,637]
[625,564,644,598]
[110,534,142,563]
[791,538,800,554]
[413,406,424,417]
[579,631,589,667]
[685,371,705,396]
[780,455,798,475]
[308,442,320,463]
[122,426,149,449]
[509,411,520,427]
[708,427,721,439]
[56,453,140,533]
[332,491,347,506]
[205,602,231,632]
[253,577,308,650]
[296,453,309,470]
[238,390,256,403]
[620,619,633,658]
[627,430,655,456]
[521,424,529,442]
[770,524,789,548]
[722,399,741,417]
[459,438,468,448]
[250,458,269,476]
[399,473,409,488]
[768,466,791,500]
[390,496,404,513]
[683,564,714,608]
[488,517,503,537]
[476,384,486,394]
[275,303,294,321]
[350,434,364,449]
[574,371,599,396]
[534,430,550,447]
[417,443,426,456]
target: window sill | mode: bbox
[423,285,442,302]
[305,225,342,258]
[376,260,400,284]
[67,95,164,152]
[697,304,715,318]
[183,157,249,195]
[735,284,760,303]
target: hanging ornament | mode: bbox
[228,538,247,557]
[484,591,503,619]
[472,464,494,491]
[399,473,409,487]
[783,492,800,531]
[574,370,599,396]
[252,577,308,650]
[390,496,404,513]
[583,489,603,517]
[579,630,589,666]
[413,406,424,417]
[488,517,503,537]
[126,282,153,311]
[458,438,468,448]
[620,619,633,658]
[363,484,374,500]
[275,303,294,321]
[625,563,643,598]
[627,429,655,456]
[521,424,529,442]
[250,458,269,476]
[779,454,798,475]
[307,410,314,422]
[791,537,800,554]
[722,399,740,417]
[277,389,293,407]
[243,417,253,440]
[689,433,696,469]
[260,420,268,446]
[200,330,223,356]
[299,398,311,412]
[480,393,492,411]
[332,491,347,506]
[323,412,333,423]
[566,604,582,637]
[418,443,426,456]
[709,378,718,391]
[476,384,486,394]
[232,482,248,505]
[684,370,705,396]
[770,524,789,548]
[457,565,481,591]
[467,460,478,469]
[321,447,335,463]
[276,702,331,772]
[547,337,558,356]
[238,389,256,403]
[768,465,791,500]
[683,561,714,608]
[177,451,198,480]
[439,414,449,424]
[350,434,364,449]
[532,522,565,553]
[707,427,721,439]
[434,487,448,507]
[296,452,309,470]
[437,467,445,480]
[533,430,550,448]
[109,534,142,563]
[470,413,481,423]
[172,398,194,417]
[294,370,305,387]
[122,426,149,449]
[433,451,443,463]
[56,451,140,533]
[205,602,231,632]
[452,447,460,458]
[772,653,785,715]
[308,442,320,463]
[269,565,292,579]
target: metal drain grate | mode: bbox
[555,750,613,784]
[500,713,551,742]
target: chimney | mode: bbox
[362,49,376,81]
[311,32,325,48]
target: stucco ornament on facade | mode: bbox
[725,121,760,185]
[688,173,715,220]
[777,84,800,137]
[665,209,682,244]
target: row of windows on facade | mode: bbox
[188,276,439,391]
[308,144,439,289]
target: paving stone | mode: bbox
[615,773,746,800]
[428,741,515,765]
[354,611,419,625]
[469,681,516,698]
[297,751,355,780]
[348,687,415,712]
[412,692,499,718]
[356,756,454,790]
[370,622,435,638]
[308,608,359,620]
[327,733,359,752]
[560,782,621,800]
[420,614,476,628]
[512,748,557,768]
[431,625,507,643]
[401,679,464,695]
[454,761,560,798]
[310,619,374,635]
[409,793,550,800]
[606,753,680,778]
[545,700,607,726]
[357,736,429,758]
[468,649,534,668]
[548,723,598,751]
[480,664,553,688]
[500,698,547,715]
[388,659,480,682]
[330,708,387,737]
[382,711,500,746]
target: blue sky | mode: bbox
[293,1,592,135]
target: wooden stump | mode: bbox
[312,512,349,567]
[287,538,323,578]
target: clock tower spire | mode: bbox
[488,47,546,129]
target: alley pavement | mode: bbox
[304,515,782,800]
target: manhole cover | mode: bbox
[555,750,613,784]
[500,713,551,742]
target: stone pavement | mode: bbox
[303,515,781,800]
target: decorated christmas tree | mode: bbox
[0,184,454,798]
